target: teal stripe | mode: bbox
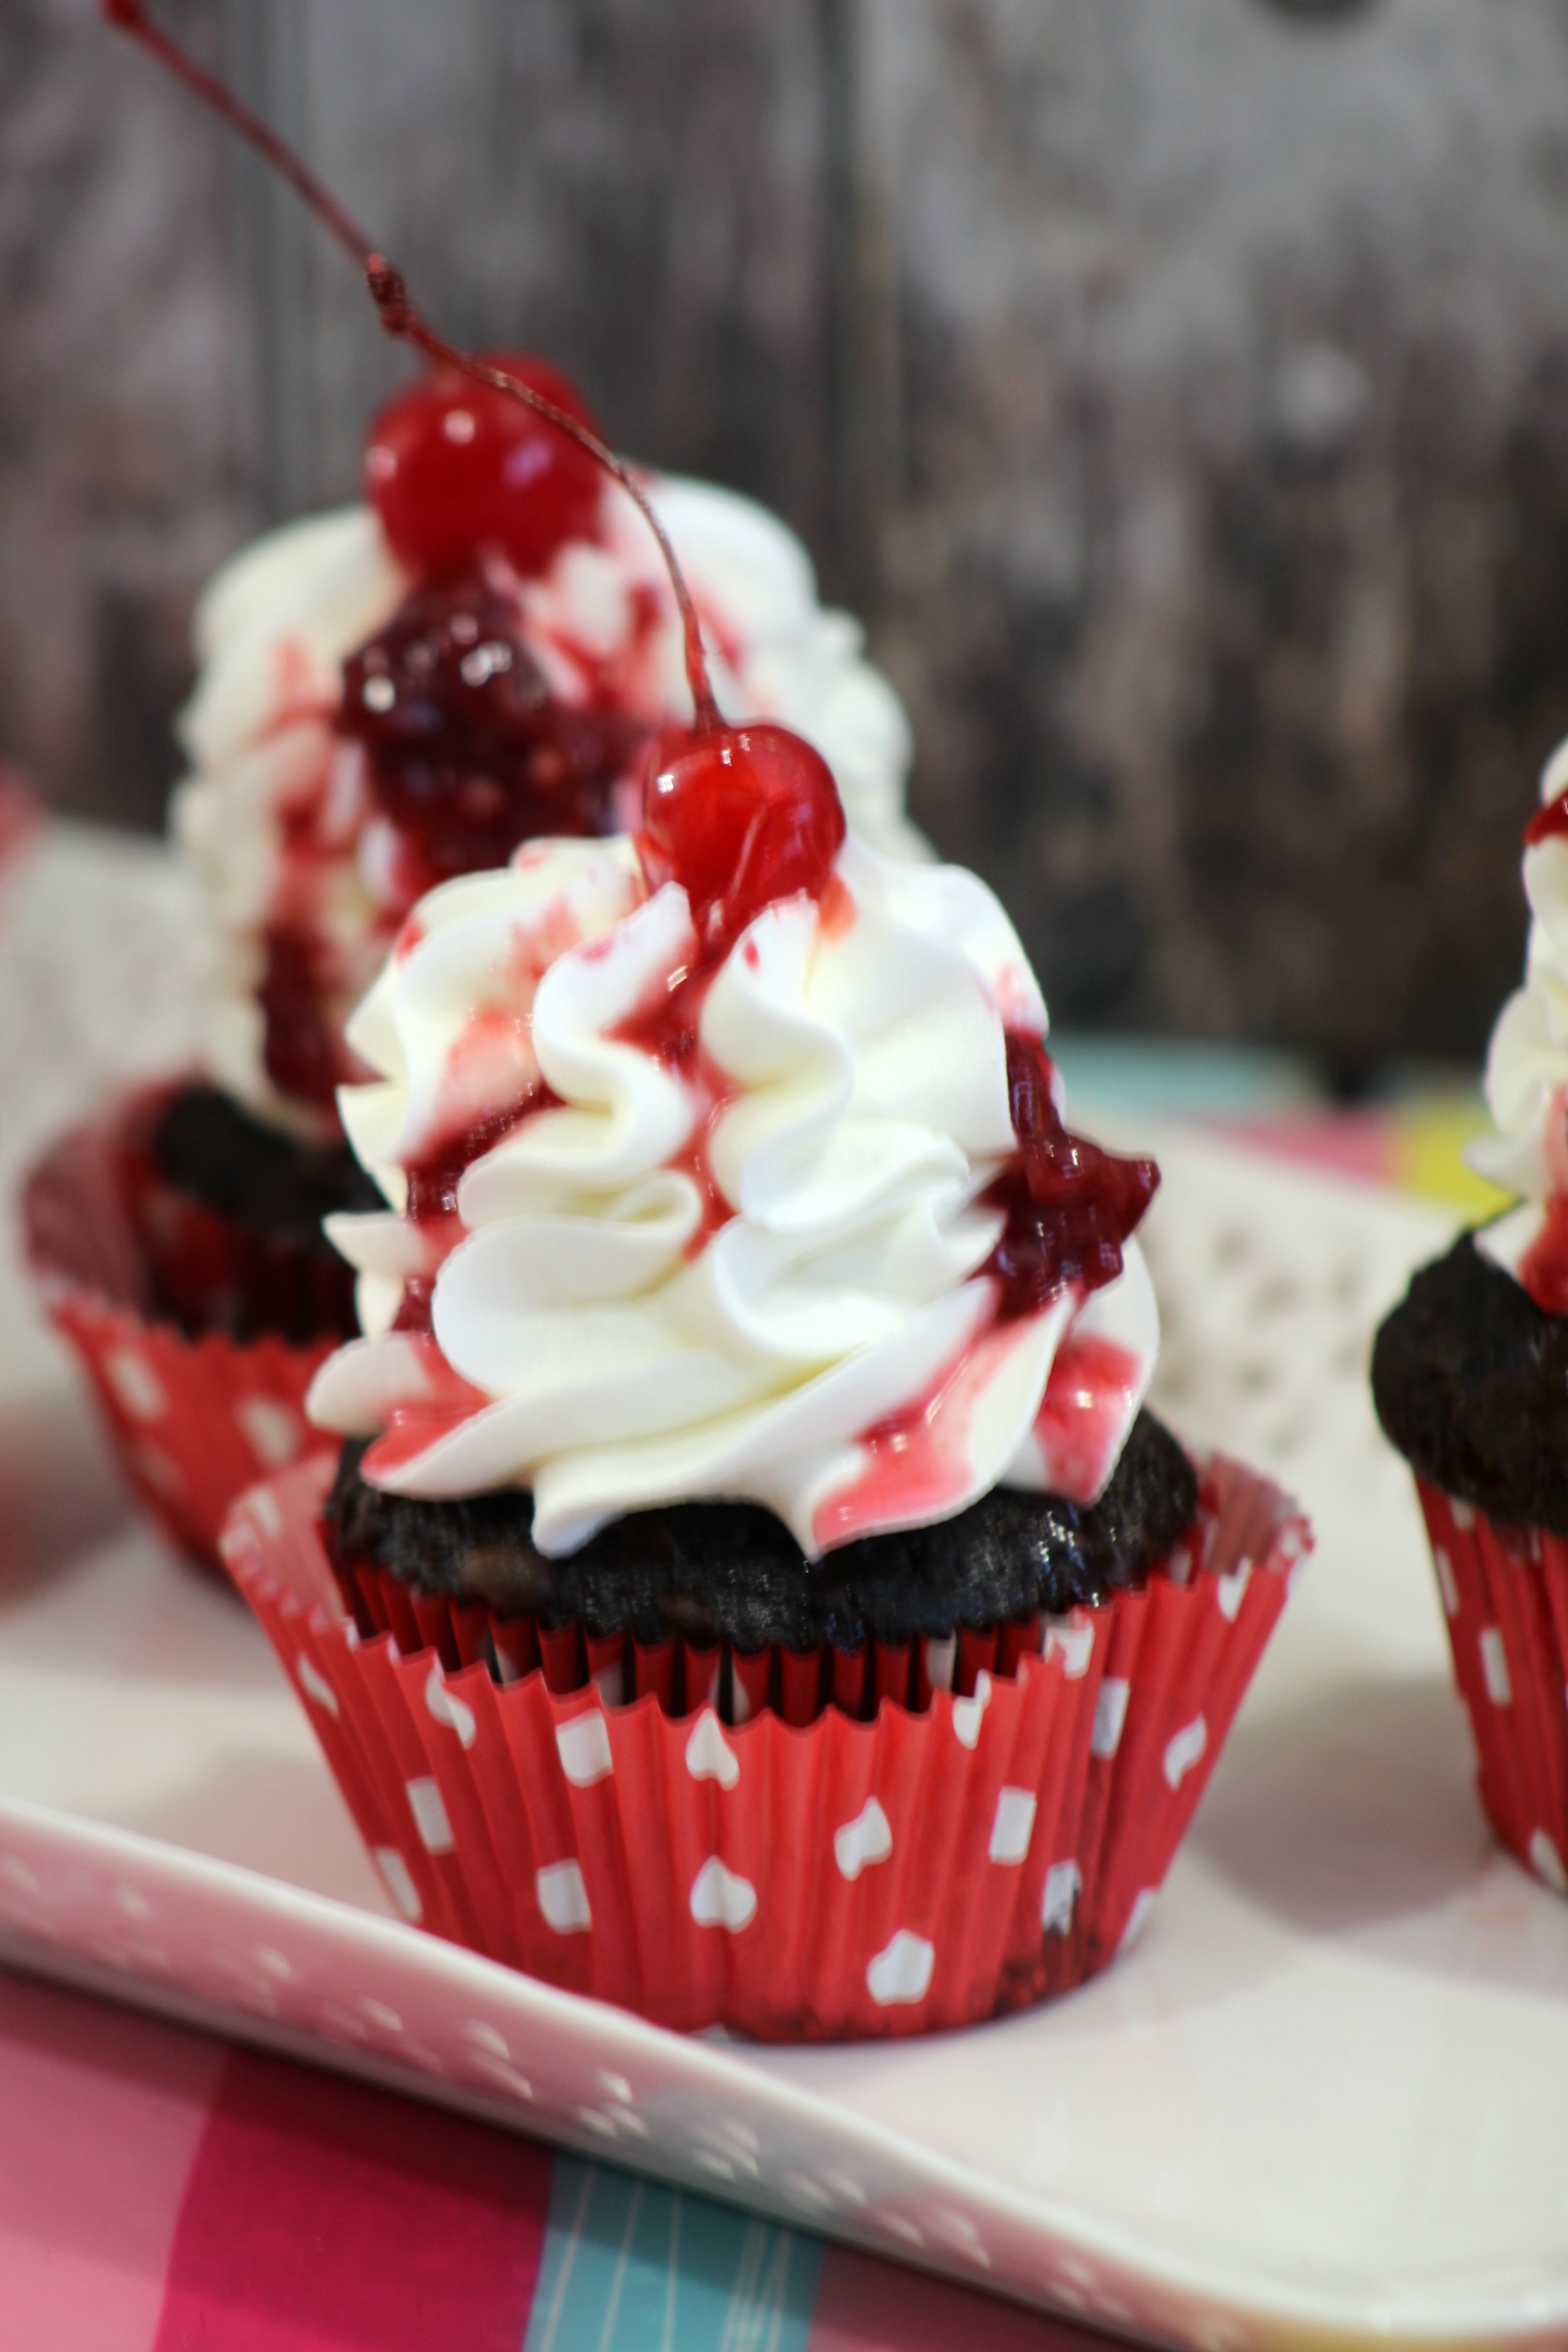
[525,2156,823,2352]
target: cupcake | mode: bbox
[24,352,917,1568]
[225,795,1308,2039]
[105,0,1306,2034]
[1374,737,1568,1895]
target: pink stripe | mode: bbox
[1207,1111,1395,1189]
[153,2048,550,2351]
[0,1970,223,2352]
[811,2241,1107,2351]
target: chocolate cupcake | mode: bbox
[1374,739,1568,1895]
[92,3,1308,2030]
[25,355,918,1566]
[226,814,1307,2039]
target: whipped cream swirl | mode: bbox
[175,476,921,1136]
[308,833,1158,1557]
[1472,735,1568,1305]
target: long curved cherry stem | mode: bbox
[103,0,722,736]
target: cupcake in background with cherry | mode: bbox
[177,352,919,1147]
[1374,737,1568,1897]
[228,666,1309,2041]
[24,278,914,1575]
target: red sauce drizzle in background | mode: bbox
[1525,792,1568,848]
[1520,1194,1568,1316]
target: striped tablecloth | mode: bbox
[0,1966,1092,2351]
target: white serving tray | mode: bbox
[6,832,1568,2348]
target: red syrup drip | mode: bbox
[818,1040,1158,1544]
[257,922,359,1111]
[391,1091,558,1333]
[812,1322,1035,1551]
[611,963,737,1252]
[361,1335,492,1479]
[983,1032,1159,1321]
[1520,1194,1568,1316]
[1525,791,1568,848]
[338,559,646,901]
[1028,1330,1143,1502]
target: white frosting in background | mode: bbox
[174,477,922,1135]
[1471,734,1568,1285]
[308,832,1158,1558]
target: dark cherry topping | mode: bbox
[1525,790,1568,849]
[257,922,358,1113]
[366,353,605,583]
[640,720,846,956]
[984,1031,1158,1317]
[339,560,643,895]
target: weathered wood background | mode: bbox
[8,0,1568,1072]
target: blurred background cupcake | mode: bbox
[1374,738,1568,1894]
[21,342,917,1567]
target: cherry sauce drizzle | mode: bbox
[984,1032,1158,1318]
[1525,792,1568,849]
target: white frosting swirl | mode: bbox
[174,476,922,1134]
[1471,735,1568,1287]
[308,832,1158,1557]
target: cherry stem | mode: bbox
[102,0,722,736]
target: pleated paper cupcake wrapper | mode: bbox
[23,1087,340,1570]
[1415,1477,1568,1896]
[223,1453,1309,2041]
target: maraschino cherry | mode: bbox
[365,354,604,581]
[642,721,845,953]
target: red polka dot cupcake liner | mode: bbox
[1415,1478,1568,1895]
[23,1085,338,1570]
[223,1452,1310,2040]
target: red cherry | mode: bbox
[641,722,846,952]
[365,352,605,580]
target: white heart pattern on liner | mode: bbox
[424,1658,476,1749]
[295,1654,338,1718]
[951,1670,992,1750]
[866,1930,935,2006]
[1162,1715,1207,1790]
[1041,1859,1080,1934]
[834,1798,893,1882]
[689,1857,758,1932]
[684,1710,740,1789]
[536,1859,592,1934]
[1215,1560,1253,1623]
[987,1786,1037,1866]
[555,1712,615,1788]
